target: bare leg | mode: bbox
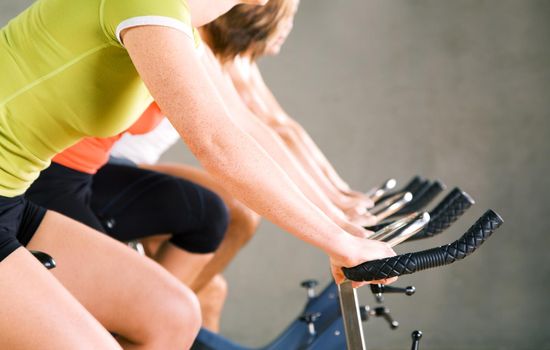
[27,211,201,349]
[141,234,171,256]
[190,201,258,292]
[154,241,214,286]
[0,247,122,350]
[196,274,228,332]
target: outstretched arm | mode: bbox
[232,60,373,209]
[122,26,395,284]
[199,47,372,231]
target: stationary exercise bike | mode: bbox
[190,177,501,350]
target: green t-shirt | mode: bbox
[0,0,199,196]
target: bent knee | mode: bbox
[207,274,228,299]
[170,184,229,254]
[202,189,230,247]
[146,282,202,346]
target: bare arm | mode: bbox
[249,63,356,193]
[199,47,371,231]
[234,61,373,207]
[121,26,394,281]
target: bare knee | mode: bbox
[161,283,201,346]
[198,274,228,312]
[203,274,227,301]
[136,281,201,348]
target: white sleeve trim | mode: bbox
[115,16,193,45]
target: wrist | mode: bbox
[325,230,356,266]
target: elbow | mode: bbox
[275,125,297,143]
[189,132,234,177]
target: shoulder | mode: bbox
[101,0,196,46]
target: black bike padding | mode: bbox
[408,188,474,241]
[343,210,502,281]
[30,250,56,270]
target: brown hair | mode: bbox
[202,0,295,63]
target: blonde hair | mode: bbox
[202,0,296,63]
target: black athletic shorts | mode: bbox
[0,195,47,261]
[27,162,228,253]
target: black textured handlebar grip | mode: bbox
[408,188,474,241]
[343,210,502,281]
[393,181,446,217]
[402,176,426,195]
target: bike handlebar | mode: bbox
[392,180,446,217]
[377,176,425,203]
[366,178,397,203]
[402,176,426,195]
[367,188,474,241]
[342,210,502,281]
[408,188,474,241]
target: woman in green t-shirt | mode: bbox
[0,0,396,348]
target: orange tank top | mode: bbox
[53,103,164,174]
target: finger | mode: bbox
[331,265,345,285]
[351,281,369,289]
[354,206,367,215]
[362,229,374,239]
[360,215,378,227]
[369,277,398,285]
[359,197,374,209]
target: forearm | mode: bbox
[239,114,351,224]
[188,121,352,256]
[276,124,359,207]
[248,63,354,194]
[202,46,353,227]
[287,121,353,193]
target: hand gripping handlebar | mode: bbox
[343,210,502,281]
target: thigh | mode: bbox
[26,210,194,340]
[34,192,105,232]
[0,248,121,349]
[91,164,217,241]
[141,163,233,203]
[26,164,105,232]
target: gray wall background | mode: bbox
[2,1,549,349]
